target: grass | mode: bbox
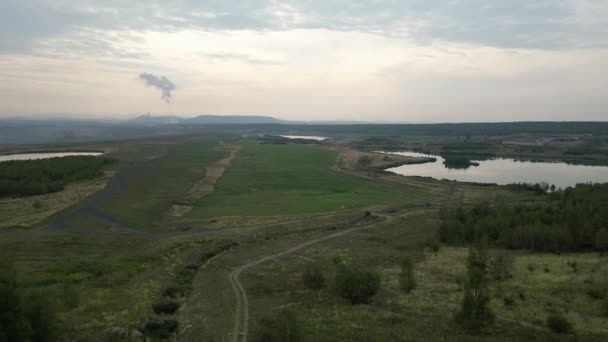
[96,136,227,229]
[0,172,111,228]
[187,142,432,218]
[416,247,608,337]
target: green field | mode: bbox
[1,132,607,341]
[92,136,228,229]
[188,142,431,218]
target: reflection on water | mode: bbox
[0,152,103,163]
[382,151,608,189]
[279,135,327,141]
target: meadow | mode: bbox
[187,142,431,218]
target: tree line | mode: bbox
[0,156,113,198]
[440,183,608,253]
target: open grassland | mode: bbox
[93,136,228,230]
[187,142,434,218]
[188,208,584,341]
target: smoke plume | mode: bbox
[138,73,176,103]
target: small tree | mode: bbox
[489,253,513,281]
[399,257,416,294]
[61,283,80,310]
[302,264,325,293]
[23,291,58,342]
[547,313,573,334]
[456,241,494,331]
[252,309,301,342]
[335,263,381,305]
[595,228,608,256]
[0,259,30,341]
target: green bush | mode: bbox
[546,313,573,334]
[142,318,178,339]
[61,283,80,310]
[252,309,301,342]
[152,300,181,315]
[399,257,416,294]
[335,263,381,305]
[302,264,325,293]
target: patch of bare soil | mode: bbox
[336,149,432,171]
[176,144,240,209]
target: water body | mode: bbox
[0,152,103,163]
[279,135,328,141]
[382,151,608,189]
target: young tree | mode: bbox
[252,309,301,342]
[489,253,513,281]
[335,263,381,305]
[302,264,325,294]
[595,228,608,256]
[456,241,494,331]
[0,259,29,342]
[399,257,416,294]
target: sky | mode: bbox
[1,1,607,123]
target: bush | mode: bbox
[252,309,301,342]
[302,264,325,293]
[490,253,513,281]
[142,318,178,339]
[546,313,573,334]
[426,235,441,253]
[335,263,381,305]
[61,283,80,310]
[456,243,494,332]
[23,290,58,342]
[152,300,181,315]
[399,257,416,294]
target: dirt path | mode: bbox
[183,144,239,202]
[43,146,169,233]
[227,211,413,342]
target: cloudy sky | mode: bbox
[1,1,607,122]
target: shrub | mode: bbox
[503,296,515,307]
[302,264,325,293]
[161,286,180,299]
[61,283,80,310]
[23,290,58,342]
[252,309,301,342]
[546,313,573,334]
[456,242,494,332]
[399,257,416,294]
[335,263,381,305]
[152,300,181,315]
[427,235,441,254]
[490,253,513,281]
[142,318,178,339]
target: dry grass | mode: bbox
[0,171,113,228]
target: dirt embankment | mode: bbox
[168,144,240,217]
[336,149,434,172]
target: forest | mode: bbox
[440,183,608,253]
[0,156,112,198]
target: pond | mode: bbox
[279,135,328,141]
[0,152,103,163]
[382,151,608,189]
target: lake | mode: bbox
[279,135,328,141]
[382,151,608,189]
[0,152,103,163]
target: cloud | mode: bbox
[138,73,176,103]
[201,52,281,65]
[1,0,608,57]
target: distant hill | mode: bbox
[185,115,286,124]
[131,115,184,124]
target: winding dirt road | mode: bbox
[228,212,404,342]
